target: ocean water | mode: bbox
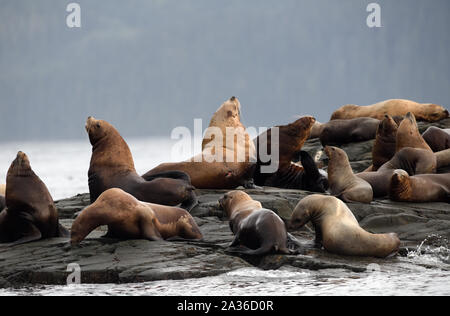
[0,139,449,296]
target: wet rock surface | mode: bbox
[0,118,449,288]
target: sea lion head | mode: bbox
[85,116,112,145]
[288,196,316,230]
[324,145,343,160]
[8,151,32,177]
[214,96,241,123]
[219,190,252,216]
[377,115,398,138]
[287,116,316,137]
[419,104,449,122]
[389,169,411,201]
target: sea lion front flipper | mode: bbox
[179,188,198,212]
[226,243,274,256]
[8,222,42,246]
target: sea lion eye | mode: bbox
[96,123,101,128]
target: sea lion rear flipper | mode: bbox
[7,223,42,247]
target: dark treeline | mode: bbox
[0,0,449,141]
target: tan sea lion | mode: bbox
[86,116,197,210]
[219,191,300,255]
[325,146,373,203]
[371,115,399,171]
[143,97,257,189]
[389,170,450,203]
[0,184,5,196]
[396,112,432,153]
[330,99,448,122]
[70,188,203,244]
[0,152,68,245]
[309,121,325,139]
[288,195,401,258]
[422,126,450,152]
[319,117,380,145]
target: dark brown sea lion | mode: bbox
[371,115,399,171]
[86,116,197,211]
[288,195,401,258]
[389,170,450,203]
[219,191,300,255]
[253,116,328,192]
[325,146,373,203]
[0,152,68,245]
[331,99,449,122]
[422,126,450,152]
[143,97,257,189]
[309,121,325,139]
[319,117,380,145]
[396,112,432,153]
[71,188,203,244]
[0,196,5,212]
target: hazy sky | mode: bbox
[0,0,449,141]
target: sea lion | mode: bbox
[422,126,450,152]
[389,170,450,203]
[330,99,449,122]
[71,188,203,244]
[253,116,328,191]
[219,191,300,255]
[0,184,5,196]
[396,112,432,152]
[319,117,380,145]
[325,146,373,203]
[86,116,197,210]
[0,152,68,245]
[288,195,401,258]
[357,147,437,198]
[143,97,257,189]
[0,196,5,211]
[371,115,399,171]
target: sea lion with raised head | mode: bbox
[143,97,257,189]
[253,116,328,191]
[219,191,300,255]
[371,115,399,171]
[86,116,197,210]
[331,99,448,122]
[319,117,380,145]
[0,152,68,245]
[396,112,432,153]
[288,195,401,258]
[389,170,450,203]
[422,126,450,152]
[325,146,373,203]
[71,188,203,244]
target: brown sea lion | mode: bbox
[325,146,373,203]
[143,97,257,189]
[71,188,203,244]
[219,191,300,255]
[389,170,450,203]
[288,195,401,258]
[253,116,328,191]
[422,126,450,152]
[319,117,380,145]
[86,117,197,210]
[357,147,437,198]
[0,152,68,245]
[436,148,450,170]
[0,196,5,211]
[330,99,448,122]
[396,112,432,153]
[371,115,399,171]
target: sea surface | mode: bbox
[0,139,449,296]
